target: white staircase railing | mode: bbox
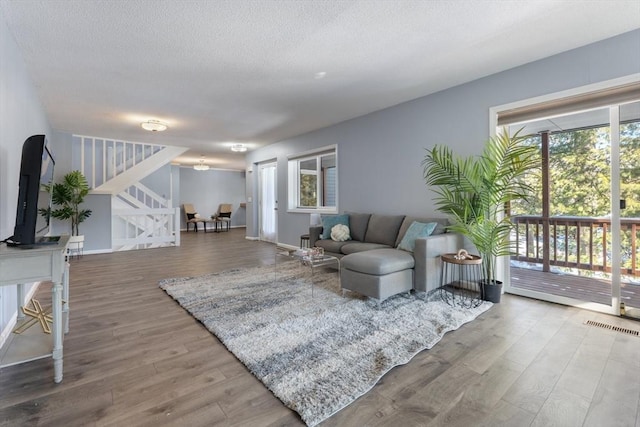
[112,207,180,251]
[71,134,186,252]
[112,184,177,251]
[118,182,169,209]
[73,135,166,189]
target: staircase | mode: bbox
[73,135,187,251]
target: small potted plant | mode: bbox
[50,170,92,248]
[422,129,539,302]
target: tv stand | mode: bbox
[0,235,70,383]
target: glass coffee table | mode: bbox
[275,246,341,297]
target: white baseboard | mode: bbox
[180,225,246,232]
[276,242,298,251]
[245,236,260,241]
[82,248,113,255]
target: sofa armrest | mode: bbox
[309,226,323,247]
[413,233,462,293]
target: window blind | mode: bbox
[498,81,640,126]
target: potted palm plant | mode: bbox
[422,129,539,302]
[50,170,92,248]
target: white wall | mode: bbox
[0,17,52,338]
[179,167,246,229]
[245,29,640,248]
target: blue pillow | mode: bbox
[321,214,350,240]
[398,221,437,252]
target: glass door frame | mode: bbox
[490,74,639,316]
[258,161,277,243]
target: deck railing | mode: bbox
[512,215,639,277]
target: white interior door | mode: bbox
[259,162,277,243]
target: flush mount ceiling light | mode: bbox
[231,144,247,152]
[141,120,168,132]
[193,157,210,171]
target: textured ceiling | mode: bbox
[1,0,639,170]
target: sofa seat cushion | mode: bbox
[314,239,349,254]
[341,242,391,255]
[342,249,414,276]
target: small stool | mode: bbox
[300,234,310,248]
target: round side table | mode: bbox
[439,249,483,308]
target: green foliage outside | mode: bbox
[512,122,640,218]
[300,174,317,207]
[511,122,640,275]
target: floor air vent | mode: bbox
[584,320,640,337]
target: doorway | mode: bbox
[258,162,277,243]
[620,101,640,319]
[502,97,640,316]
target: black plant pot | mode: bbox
[481,280,503,303]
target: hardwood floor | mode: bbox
[1,229,639,426]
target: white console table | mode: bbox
[0,235,70,383]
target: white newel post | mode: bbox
[174,207,181,246]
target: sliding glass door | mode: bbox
[259,162,277,243]
[619,101,640,318]
[504,97,640,316]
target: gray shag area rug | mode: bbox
[159,261,492,426]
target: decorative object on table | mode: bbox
[312,246,324,260]
[159,262,491,427]
[306,246,325,261]
[294,247,309,258]
[439,249,483,308]
[14,299,53,334]
[422,128,539,303]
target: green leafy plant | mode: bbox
[50,170,92,236]
[422,129,539,285]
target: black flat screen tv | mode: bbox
[8,135,57,248]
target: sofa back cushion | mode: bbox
[345,212,371,242]
[394,216,449,247]
[320,214,350,240]
[364,214,405,246]
[397,221,438,252]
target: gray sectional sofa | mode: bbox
[309,213,461,304]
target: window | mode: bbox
[288,146,337,213]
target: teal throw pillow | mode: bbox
[398,221,437,252]
[321,214,350,240]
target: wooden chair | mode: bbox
[212,203,233,232]
[183,203,214,232]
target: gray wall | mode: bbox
[0,17,53,336]
[141,164,172,201]
[179,167,246,229]
[245,29,640,248]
